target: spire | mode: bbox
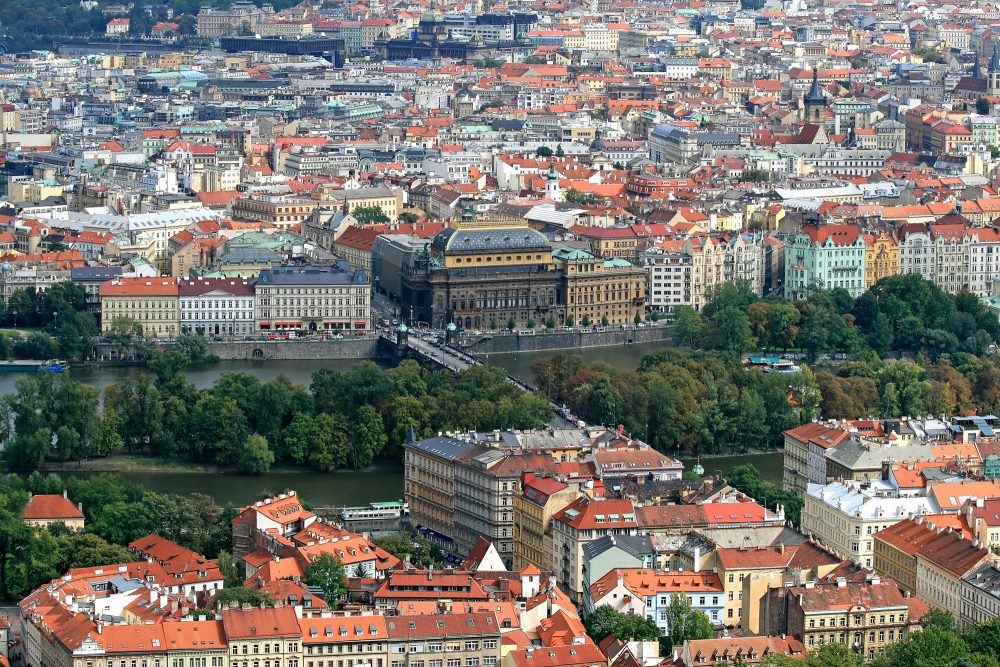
[547,162,558,181]
[974,51,983,80]
[990,43,1000,74]
[805,66,826,104]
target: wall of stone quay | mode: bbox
[458,325,674,355]
[207,337,384,360]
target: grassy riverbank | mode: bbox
[38,454,225,473]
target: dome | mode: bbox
[447,322,457,331]
[470,33,485,46]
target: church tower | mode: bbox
[803,67,827,123]
[989,44,1000,96]
[545,163,562,201]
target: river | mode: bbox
[11,342,784,506]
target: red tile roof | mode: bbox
[22,494,83,520]
[221,606,300,639]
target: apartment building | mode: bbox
[642,246,693,313]
[586,569,725,631]
[550,497,639,604]
[232,491,317,561]
[961,562,1000,627]
[0,268,69,304]
[864,232,899,289]
[100,277,180,339]
[178,278,256,337]
[222,607,301,667]
[781,422,850,494]
[802,481,935,568]
[21,492,85,530]
[385,613,501,667]
[232,197,319,228]
[874,517,994,617]
[715,543,841,631]
[254,262,370,334]
[301,613,387,667]
[784,224,867,300]
[512,475,583,571]
[404,435,480,554]
[673,637,806,667]
[763,571,925,661]
[453,450,561,566]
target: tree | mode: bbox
[587,377,623,427]
[871,626,968,667]
[582,315,591,327]
[238,434,275,475]
[373,532,443,568]
[213,586,273,608]
[663,593,714,647]
[922,609,957,632]
[762,643,862,667]
[13,331,59,359]
[673,307,704,347]
[217,550,243,588]
[304,553,347,608]
[107,316,144,359]
[977,97,991,115]
[583,605,659,643]
[175,331,210,362]
[351,206,390,225]
[535,146,553,157]
[584,606,622,643]
[350,405,387,469]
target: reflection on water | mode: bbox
[68,464,405,507]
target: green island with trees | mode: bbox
[2,350,551,474]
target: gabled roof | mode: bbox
[22,494,83,520]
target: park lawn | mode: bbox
[0,327,40,337]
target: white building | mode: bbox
[178,278,256,337]
[803,481,935,568]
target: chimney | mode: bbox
[63,490,68,499]
[693,546,701,573]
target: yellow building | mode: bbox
[100,277,180,339]
[775,575,921,662]
[552,247,646,325]
[8,180,64,204]
[21,492,85,531]
[231,196,318,227]
[716,544,840,631]
[316,185,402,221]
[512,475,583,570]
[865,232,899,289]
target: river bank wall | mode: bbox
[85,326,674,362]
[457,325,674,355]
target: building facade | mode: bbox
[254,262,370,334]
[178,278,256,337]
